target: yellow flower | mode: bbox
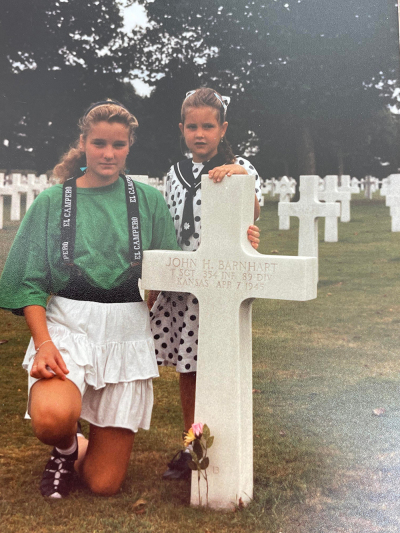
[183,428,196,447]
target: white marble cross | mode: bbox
[337,175,358,222]
[276,176,296,229]
[318,175,347,242]
[278,176,340,265]
[351,177,361,193]
[360,175,376,199]
[385,174,400,232]
[141,175,317,509]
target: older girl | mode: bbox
[0,101,180,498]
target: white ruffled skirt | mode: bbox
[23,296,159,432]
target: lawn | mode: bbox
[1,192,400,532]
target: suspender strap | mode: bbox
[123,174,142,276]
[61,177,78,266]
[60,174,143,274]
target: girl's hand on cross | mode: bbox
[247,225,260,250]
[208,164,248,183]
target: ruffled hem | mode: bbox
[81,379,154,432]
[23,297,159,389]
[23,332,158,389]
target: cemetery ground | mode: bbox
[1,193,400,532]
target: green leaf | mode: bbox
[202,424,210,440]
[188,460,198,471]
[189,450,197,462]
[193,439,203,460]
[200,457,209,470]
[206,436,214,448]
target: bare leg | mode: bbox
[75,435,89,473]
[79,425,135,496]
[179,371,196,432]
[30,378,82,448]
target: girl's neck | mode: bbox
[76,171,120,188]
[192,150,218,164]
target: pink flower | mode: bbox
[191,422,204,437]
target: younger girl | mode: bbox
[0,101,180,498]
[148,88,262,479]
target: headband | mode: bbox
[83,100,129,118]
[184,90,231,113]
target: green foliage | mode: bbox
[200,457,209,470]
[0,0,142,172]
[193,439,203,460]
[202,423,210,440]
[188,460,198,471]
[136,0,400,178]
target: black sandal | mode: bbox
[40,438,78,498]
[162,450,192,480]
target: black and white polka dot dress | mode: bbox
[150,156,262,373]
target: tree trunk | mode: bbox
[294,120,316,200]
[296,121,316,174]
[337,145,344,180]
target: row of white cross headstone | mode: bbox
[0,172,51,229]
[260,175,380,203]
[0,173,165,230]
[279,175,355,242]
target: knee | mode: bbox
[85,473,123,497]
[31,407,77,445]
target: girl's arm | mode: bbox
[254,196,260,221]
[23,305,69,380]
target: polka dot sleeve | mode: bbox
[235,156,263,205]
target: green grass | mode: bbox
[1,193,400,532]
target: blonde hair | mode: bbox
[53,101,138,183]
[180,87,235,164]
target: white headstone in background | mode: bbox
[278,175,340,266]
[351,177,360,193]
[276,176,296,229]
[0,172,11,229]
[385,174,400,232]
[0,195,4,230]
[10,173,22,221]
[380,177,389,198]
[318,176,345,242]
[142,174,317,509]
[261,179,272,196]
[127,174,149,185]
[337,175,357,222]
[361,175,375,199]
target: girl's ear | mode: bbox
[179,123,184,136]
[221,121,228,137]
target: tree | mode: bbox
[134,0,400,179]
[0,0,142,172]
